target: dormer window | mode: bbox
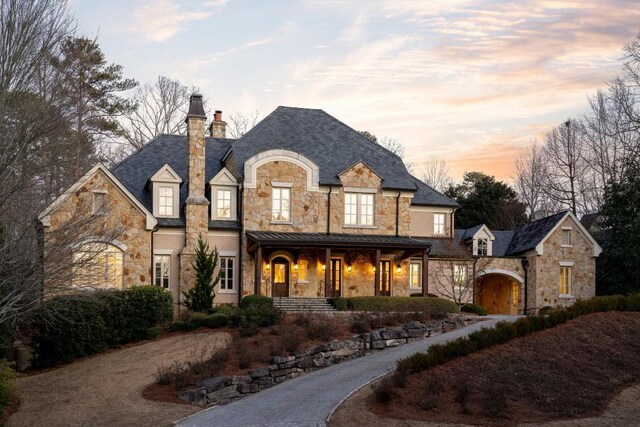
[150,164,182,219]
[209,168,238,221]
[477,238,488,256]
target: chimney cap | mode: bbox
[186,94,207,121]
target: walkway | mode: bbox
[176,315,518,427]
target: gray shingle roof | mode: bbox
[505,210,568,255]
[110,134,233,225]
[247,231,431,249]
[411,176,459,207]
[492,231,516,256]
[227,106,417,190]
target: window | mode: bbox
[92,192,106,215]
[154,255,170,289]
[216,189,232,219]
[220,257,235,291]
[409,262,422,289]
[158,186,174,216]
[344,193,374,226]
[434,213,446,235]
[559,266,572,296]
[73,242,123,289]
[454,265,467,286]
[272,187,291,222]
[477,238,488,256]
[562,229,572,246]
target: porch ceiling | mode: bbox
[246,231,431,253]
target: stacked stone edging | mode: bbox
[178,314,476,406]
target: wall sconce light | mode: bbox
[346,265,352,273]
[396,264,402,274]
[293,263,299,271]
[372,266,376,273]
[265,263,270,271]
[322,264,326,272]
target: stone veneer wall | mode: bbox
[529,217,596,309]
[44,169,151,290]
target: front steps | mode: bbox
[272,297,336,313]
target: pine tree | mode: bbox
[182,235,219,312]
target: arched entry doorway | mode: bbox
[271,256,290,297]
[476,269,523,315]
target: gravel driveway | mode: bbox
[8,331,231,427]
[177,316,516,427]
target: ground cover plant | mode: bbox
[368,310,640,425]
[331,296,459,316]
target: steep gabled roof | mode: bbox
[111,134,234,225]
[410,176,459,207]
[506,210,568,255]
[227,106,416,190]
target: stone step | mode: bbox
[272,298,336,313]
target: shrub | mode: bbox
[0,322,14,359]
[461,303,487,316]
[214,305,235,317]
[145,326,164,340]
[168,321,196,332]
[373,376,398,403]
[182,235,220,313]
[538,306,553,316]
[237,304,282,336]
[239,295,274,309]
[344,296,459,316]
[330,297,348,311]
[207,313,230,328]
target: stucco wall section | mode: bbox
[409,208,452,237]
[207,231,240,305]
[154,231,184,310]
[530,217,596,310]
[44,169,151,291]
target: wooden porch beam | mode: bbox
[374,249,381,296]
[422,248,430,297]
[255,245,262,295]
[325,247,331,298]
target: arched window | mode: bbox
[73,242,124,289]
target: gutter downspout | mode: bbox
[238,185,244,306]
[326,187,332,235]
[395,192,401,237]
[472,256,478,305]
[521,257,529,315]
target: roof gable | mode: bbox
[209,167,238,186]
[150,164,182,183]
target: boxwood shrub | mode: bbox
[341,296,459,316]
[31,286,173,367]
[461,303,487,316]
[239,295,274,309]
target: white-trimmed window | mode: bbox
[344,192,374,226]
[434,213,446,235]
[272,187,291,222]
[158,186,174,217]
[409,261,422,289]
[216,189,232,219]
[92,191,106,215]
[562,229,572,246]
[477,238,488,256]
[559,266,572,296]
[220,257,235,291]
[154,255,170,289]
[73,242,123,289]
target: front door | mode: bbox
[330,259,342,298]
[271,257,289,297]
[379,260,391,296]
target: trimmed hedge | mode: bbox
[188,312,230,329]
[31,286,173,367]
[337,296,459,316]
[461,303,487,316]
[396,294,640,378]
[329,297,348,311]
[239,295,274,309]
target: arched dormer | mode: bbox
[243,149,319,191]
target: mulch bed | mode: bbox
[369,311,640,426]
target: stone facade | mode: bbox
[43,169,151,290]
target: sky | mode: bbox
[70,0,640,182]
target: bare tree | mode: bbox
[514,142,558,221]
[421,155,453,192]
[226,110,260,139]
[121,76,197,149]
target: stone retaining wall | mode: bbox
[179,314,477,406]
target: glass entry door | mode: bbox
[330,259,341,298]
[271,257,289,297]
[379,260,391,296]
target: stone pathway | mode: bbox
[176,316,517,427]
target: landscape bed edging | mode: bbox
[178,313,478,406]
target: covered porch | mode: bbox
[246,231,431,298]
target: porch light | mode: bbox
[265,263,270,271]
[346,265,352,273]
[372,266,376,273]
[293,263,299,271]
[321,264,326,271]
[396,264,402,274]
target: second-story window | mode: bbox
[217,189,231,219]
[344,193,374,226]
[477,238,488,256]
[434,213,446,235]
[272,187,291,222]
[158,186,174,216]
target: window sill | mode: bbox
[559,294,574,299]
[342,225,377,230]
[156,215,180,219]
[297,280,309,284]
[213,218,237,221]
[271,220,293,225]
[561,244,573,248]
[218,289,236,294]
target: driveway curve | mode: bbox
[177,315,518,427]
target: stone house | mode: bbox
[38,95,602,314]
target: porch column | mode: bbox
[374,249,381,296]
[324,248,331,297]
[421,248,429,297]
[255,245,262,295]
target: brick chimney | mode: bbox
[181,95,210,292]
[209,110,226,138]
